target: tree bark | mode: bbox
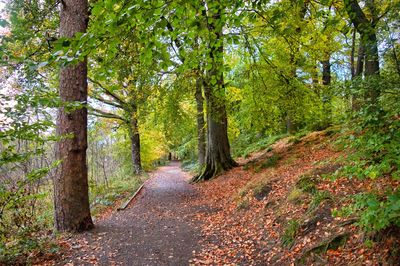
[54,0,93,232]
[355,43,365,77]
[193,3,237,182]
[350,28,356,79]
[344,0,380,103]
[195,76,206,168]
[128,105,142,175]
[321,58,331,86]
[321,55,332,127]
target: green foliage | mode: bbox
[281,219,301,248]
[89,173,143,217]
[307,190,333,213]
[334,75,400,232]
[338,191,400,232]
[0,76,57,262]
[0,0,399,262]
[232,133,287,158]
[261,154,281,169]
[296,175,318,194]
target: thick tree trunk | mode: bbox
[54,0,93,232]
[128,106,142,175]
[193,3,237,182]
[195,76,206,168]
[344,0,380,104]
[194,84,237,181]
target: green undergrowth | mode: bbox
[89,172,147,217]
[232,133,288,158]
[330,85,400,233]
[281,219,301,247]
[181,159,199,174]
[254,154,281,173]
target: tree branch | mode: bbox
[88,77,126,106]
[89,107,127,123]
[90,94,124,109]
[343,0,370,34]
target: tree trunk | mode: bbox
[195,76,206,168]
[321,58,331,86]
[192,3,237,182]
[54,0,93,232]
[350,28,356,79]
[128,105,142,175]
[195,84,237,181]
[321,56,332,127]
[355,43,365,77]
[344,0,380,104]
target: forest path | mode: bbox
[60,162,202,266]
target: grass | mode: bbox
[296,174,318,194]
[288,187,306,203]
[233,133,288,158]
[90,173,145,217]
[307,190,333,213]
[237,199,250,210]
[281,219,301,247]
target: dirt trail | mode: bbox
[60,162,202,266]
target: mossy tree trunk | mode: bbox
[195,76,206,168]
[127,104,142,175]
[192,3,237,182]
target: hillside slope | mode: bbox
[190,130,400,265]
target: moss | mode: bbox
[288,187,306,203]
[253,183,272,201]
[261,154,281,169]
[288,136,301,144]
[296,174,318,194]
[237,199,250,210]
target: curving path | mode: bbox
[60,162,202,266]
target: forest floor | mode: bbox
[39,130,399,266]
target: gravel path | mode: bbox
[60,162,202,266]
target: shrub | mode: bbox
[335,75,400,232]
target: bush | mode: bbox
[335,75,400,232]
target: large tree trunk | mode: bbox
[192,3,237,182]
[195,84,237,181]
[54,0,93,232]
[195,76,206,168]
[344,0,380,104]
[128,105,142,175]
